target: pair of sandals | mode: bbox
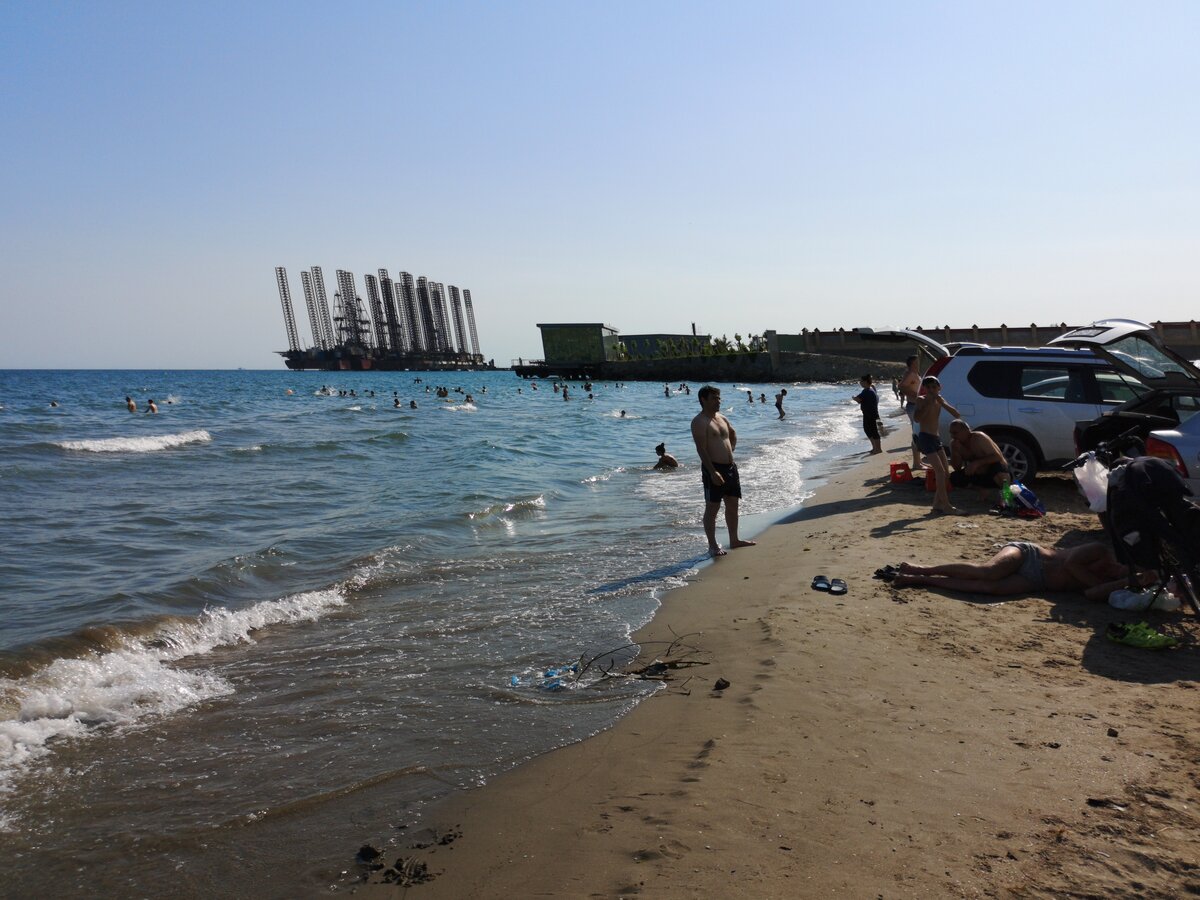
[812,575,848,595]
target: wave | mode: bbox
[441,403,477,412]
[365,430,409,445]
[0,587,346,803]
[466,494,547,522]
[582,466,626,484]
[54,430,213,454]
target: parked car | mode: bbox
[856,327,1130,481]
[1047,319,1200,454]
[1143,416,1200,495]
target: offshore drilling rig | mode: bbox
[274,266,491,371]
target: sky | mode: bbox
[2,1,1199,369]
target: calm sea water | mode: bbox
[0,369,873,896]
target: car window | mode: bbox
[1175,394,1200,423]
[1106,334,1196,383]
[965,361,1018,398]
[1097,376,1141,404]
[1019,367,1091,402]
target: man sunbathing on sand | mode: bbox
[892,541,1132,600]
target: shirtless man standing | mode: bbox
[892,541,1130,600]
[691,385,756,557]
[898,355,922,470]
[913,375,960,514]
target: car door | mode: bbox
[1009,364,1107,463]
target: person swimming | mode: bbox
[653,443,679,469]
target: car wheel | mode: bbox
[998,436,1037,482]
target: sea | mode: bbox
[0,369,875,897]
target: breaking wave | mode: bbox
[0,588,346,805]
[55,430,213,454]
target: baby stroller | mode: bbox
[1105,455,1200,617]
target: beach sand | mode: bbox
[352,423,1200,898]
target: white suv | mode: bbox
[858,328,1137,481]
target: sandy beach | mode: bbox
[353,421,1200,898]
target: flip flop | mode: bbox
[829,578,848,595]
[811,575,831,591]
[1106,621,1177,650]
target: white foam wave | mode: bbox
[55,430,213,454]
[582,467,626,484]
[442,403,477,412]
[467,495,547,520]
[0,588,346,811]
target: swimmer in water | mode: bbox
[147,399,159,414]
[126,396,137,413]
[653,442,679,470]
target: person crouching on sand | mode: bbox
[690,385,756,557]
[653,442,679,470]
[947,420,1010,492]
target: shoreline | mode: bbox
[350,424,1200,897]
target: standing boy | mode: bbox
[913,375,960,514]
[852,375,882,454]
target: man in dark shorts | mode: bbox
[852,374,882,454]
[690,385,756,557]
[947,420,1010,490]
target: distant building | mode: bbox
[536,323,623,365]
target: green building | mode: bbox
[536,323,623,364]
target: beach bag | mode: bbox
[1008,482,1046,518]
[1106,457,1200,570]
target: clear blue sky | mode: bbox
[3,1,1198,368]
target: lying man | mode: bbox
[892,541,1132,600]
[947,419,1010,489]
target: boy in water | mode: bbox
[653,442,679,470]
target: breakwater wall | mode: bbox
[516,351,904,383]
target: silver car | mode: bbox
[857,327,1127,481]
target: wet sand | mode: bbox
[352,422,1200,898]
